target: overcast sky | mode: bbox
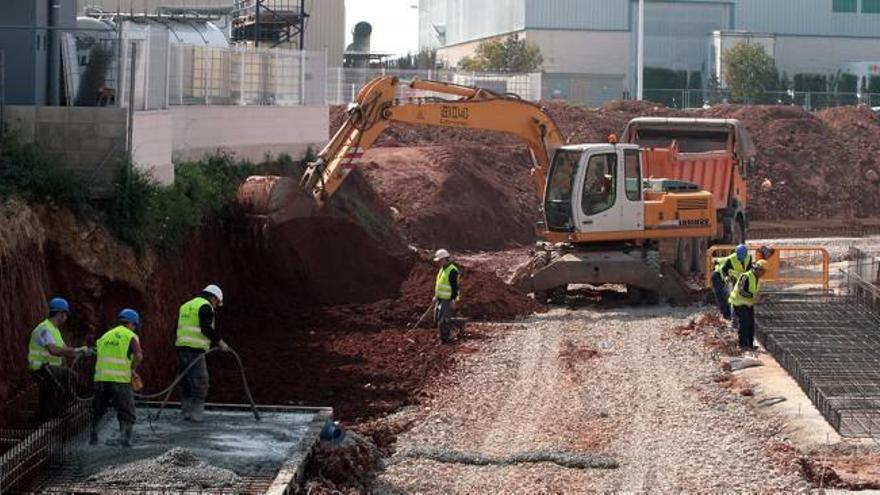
[345,0,420,56]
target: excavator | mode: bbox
[238,76,754,303]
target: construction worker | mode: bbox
[729,260,768,351]
[91,308,143,447]
[175,284,229,423]
[433,249,460,344]
[28,297,92,422]
[711,244,752,320]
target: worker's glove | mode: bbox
[217,340,231,352]
[75,346,95,357]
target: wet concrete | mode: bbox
[77,406,318,478]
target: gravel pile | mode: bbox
[394,445,618,469]
[87,447,240,490]
[374,307,809,493]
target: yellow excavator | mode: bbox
[239,76,727,303]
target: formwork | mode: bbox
[1,402,331,494]
[757,252,880,439]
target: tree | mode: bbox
[387,49,437,70]
[458,35,543,73]
[723,43,778,103]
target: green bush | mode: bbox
[0,133,88,211]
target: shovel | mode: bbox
[410,299,436,329]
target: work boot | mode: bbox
[120,423,133,447]
[181,397,193,421]
[191,400,205,423]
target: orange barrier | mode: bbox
[705,245,830,289]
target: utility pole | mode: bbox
[637,0,645,100]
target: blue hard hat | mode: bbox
[48,297,70,313]
[735,244,748,261]
[118,308,141,328]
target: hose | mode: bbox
[149,346,261,423]
[63,345,261,423]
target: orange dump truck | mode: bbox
[623,118,756,244]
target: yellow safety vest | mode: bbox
[175,296,212,351]
[94,325,137,384]
[435,264,460,301]
[715,253,752,280]
[729,271,761,308]
[28,319,66,371]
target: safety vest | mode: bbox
[435,264,460,301]
[175,296,212,351]
[94,325,137,384]
[28,319,66,371]
[715,253,752,280]
[729,271,761,308]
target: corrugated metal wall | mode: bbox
[525,0,628,30]
[643,1,731,72]
[79,0,232,14]
[439,0,526,45]
[735,0,880,37]
[304,0,344,66]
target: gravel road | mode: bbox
[374,306,809,493]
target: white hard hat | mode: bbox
[203,284,224,306]
[433,249,450,261]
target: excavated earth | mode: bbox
[334,102,880,251]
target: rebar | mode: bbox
[757,276,880,439]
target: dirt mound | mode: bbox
[261,216,413,306]
[304,432,382,494]
[319,259,544,330]
[361,146,537,250]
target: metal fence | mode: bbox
[326,68,543,104]
[644,88,880,111]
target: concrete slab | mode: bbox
[737,351,841,448]
[34,403,331,494]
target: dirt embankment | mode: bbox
[333,101,880,249]
[0,195,540,428]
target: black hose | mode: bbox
[67,345,261,423]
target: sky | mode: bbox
[345,0,420,57]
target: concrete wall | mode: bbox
[131,110,174,184]
[2,106,128,194]
[774,35,880,76]
[169,105,328,163]
[523,29,629,77]
[3,105,329,194]
[304,0,345,67]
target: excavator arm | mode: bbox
[299,76,565,211]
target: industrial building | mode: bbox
[419,0,880,104]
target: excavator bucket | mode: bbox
[233,175,317,247]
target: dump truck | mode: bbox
[238,76,754,303]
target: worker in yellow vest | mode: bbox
[710,244,752,320]
[728,260,768,351]
[90,308,143,447]
[433,249,461,344]
[27,297,92,421]
[175,284,229,423]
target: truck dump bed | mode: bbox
[624,118,755,212]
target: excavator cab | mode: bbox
[544,144,644,235]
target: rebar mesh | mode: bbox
[757,284,880,438]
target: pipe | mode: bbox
[636,0,645,101]
[48,0,61,105]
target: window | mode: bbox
[581,153,617,216]
[864,0,880,12]
[624,150,642,202]
[545,149,581,231]
[833,0,857,12]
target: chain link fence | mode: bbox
[326,68,542,104]
[644,88,880,111]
